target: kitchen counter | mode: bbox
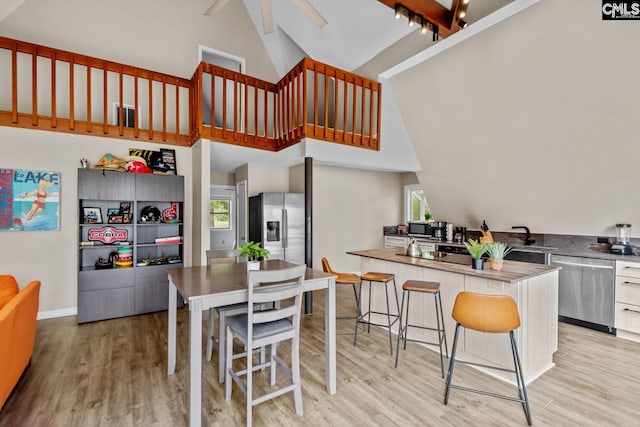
[348,248,558,283]
[348,248,559,385]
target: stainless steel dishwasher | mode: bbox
[550,255,615,334]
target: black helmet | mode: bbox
[140,206,161,223]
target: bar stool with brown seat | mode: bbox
[444,291,532,426]
[394,280,448,378]
[321,257,362,335]
[355,271,399,355]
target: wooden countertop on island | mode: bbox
[347,248,559,283]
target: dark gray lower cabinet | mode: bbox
[78,269,135,323]
[134,265,181,314]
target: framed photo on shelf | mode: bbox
[122,213,133,224]
[119,202,131,214]
[160,148,177,175]
[108,208,123,224]
[83,207,102,224]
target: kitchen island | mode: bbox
[348,248,560,385]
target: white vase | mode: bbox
[247,261,260,272]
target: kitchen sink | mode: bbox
[509,245,557,252]
[505,249,548,264]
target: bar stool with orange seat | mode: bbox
[355,271,399,355]
[394,280,448,378]
[443,291,532,426]
[321,257,362,335]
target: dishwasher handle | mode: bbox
[551,260,614,270]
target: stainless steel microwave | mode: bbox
[407,222,432,236]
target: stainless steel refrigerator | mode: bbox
[248,192,305,265]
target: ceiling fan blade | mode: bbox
[291,0,328,28]
[204,0,231,16]
[261,0,273,34]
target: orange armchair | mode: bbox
[0,275,40,409]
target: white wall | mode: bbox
[0,0,278,82]
[246,163,291,196]
[313,164,403,273]
[0,127,192,317]
[390,0,640,237]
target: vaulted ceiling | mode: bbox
[237,0,512,78]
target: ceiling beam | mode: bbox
[378,0,465,37]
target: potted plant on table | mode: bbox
[236,241,270,271]
[464,238,487,270]
[485,242,513,271]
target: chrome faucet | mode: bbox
[512,226,536,246]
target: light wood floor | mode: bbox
[2,284,640,426]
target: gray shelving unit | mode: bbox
[77,168,184,323]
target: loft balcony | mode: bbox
[0,37,381,153]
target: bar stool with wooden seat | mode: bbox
[355,271,399,355]
[321,257,362,335]
[394,280,448,378]
[444,291,532,426]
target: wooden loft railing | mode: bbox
[0,37,192,146]
[0,36,381,152]
[193,57,381,151]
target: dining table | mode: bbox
[166,259,337,427]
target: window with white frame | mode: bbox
[210,198,232,229]
[404,184,432,222]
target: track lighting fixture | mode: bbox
[393,2,443,40]
[392,1,469,40]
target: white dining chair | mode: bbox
[225,264,306,427]
[205,248,253,383]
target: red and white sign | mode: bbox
[162,201,180,222]
[88,227,128,244]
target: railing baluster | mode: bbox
[148,77,153,140]
[222,75,227,140]
[118,68,124,136]
[253,80,258,143]
[51,52,57,128]
[342,76,348,143]
[11,43,18,123]
[31,47,37,126]
[102,65,107,134]
[302,62,307,139]
[376,85,381,149]
[233,77,238,141]
[211,65,219,136]
[351,80,356,144]
[87,65,92,132]
[175,82,179,141]
[70,58,76,130]
[263,83,268,143]
[360,80,365,145]
[367,87,373,148]
[133,70,138,138]
[162,79,167,141]
[333,70,340,140]
[323,69,328,139]
[244,76,248,144]
[313,64,318,133]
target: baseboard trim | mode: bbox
[37,307,77,320]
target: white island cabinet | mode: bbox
[615,260,640,342]
[348,249,559,385]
